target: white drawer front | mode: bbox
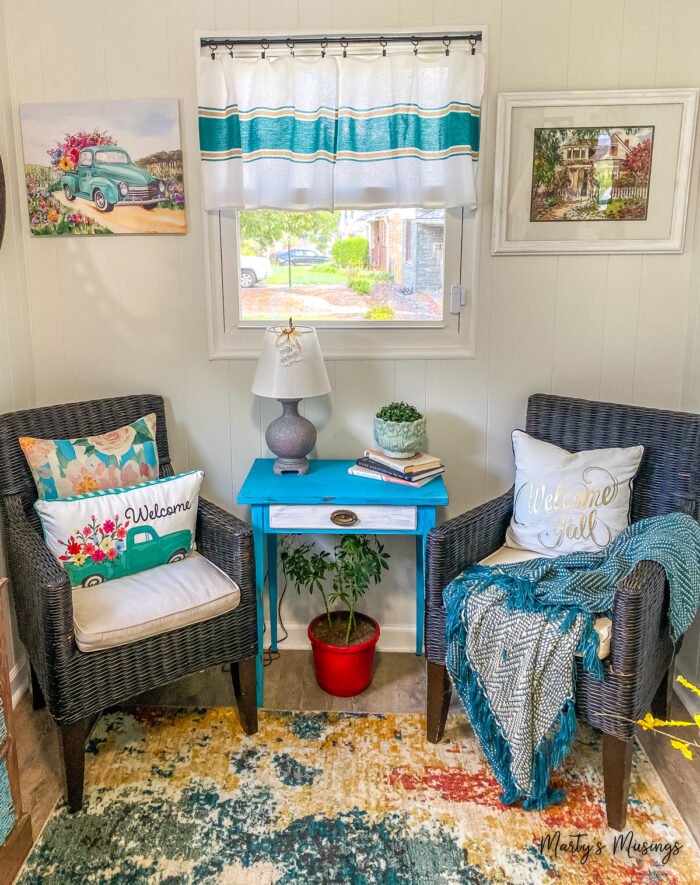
[269,504,417,531]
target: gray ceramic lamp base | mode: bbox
[265,398,317,475]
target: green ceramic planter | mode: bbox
[373,416,426,459]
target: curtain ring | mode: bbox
[340,37,348,58]
[411,36,419,56]
[379,37,387,57]
[287,38,295,56]
[260,39,269,59]
[468,36,477,55]
[443,36,451,56]
[209,41,218,60]
[320,38,328,58]
[225,40,234,58]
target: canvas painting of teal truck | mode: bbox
[19,99,186,235]
[57,513,192,588]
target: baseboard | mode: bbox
[266,621,418,653]
[10,653,29,708]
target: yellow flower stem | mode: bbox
[597,712,700,748]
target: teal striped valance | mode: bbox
[197,52,485,211]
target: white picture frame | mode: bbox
[492,88,698,255]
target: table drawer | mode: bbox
[268,504,417,531]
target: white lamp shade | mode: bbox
[251,325,331,399]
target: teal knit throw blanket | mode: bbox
[444,512,700,810]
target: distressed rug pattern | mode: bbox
[17,708,700,884]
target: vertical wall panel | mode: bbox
[551,256,608,399]
[599,256,643,404]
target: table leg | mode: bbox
[415,534,425,656]
[251,505,265,707]
[267,533,278,651]
[416,508,436,657]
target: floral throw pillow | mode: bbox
[19,413,159,500]
[35,470,203,588]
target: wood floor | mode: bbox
[12,650,700,859]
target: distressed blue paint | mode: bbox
[267,532,278,651]
[239,460,448,701]
[237,459,448,506]
[251,504,265,707]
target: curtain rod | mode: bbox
[201,33,482,56]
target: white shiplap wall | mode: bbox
[0,3,35,701]
[1,1,699,683]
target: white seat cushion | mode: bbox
[478,546,612,659]
[72,553,240,652]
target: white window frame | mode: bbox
[198,26,486,360]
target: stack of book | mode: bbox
[348,450,444,488]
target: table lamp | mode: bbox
[251,319,331,475]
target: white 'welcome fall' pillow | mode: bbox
[505,430,644,556]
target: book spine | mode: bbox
[356,457,414,481]
[348,468,414,487]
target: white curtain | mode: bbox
[197,49,485,211]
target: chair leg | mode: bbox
[30,663,46,711]
[426,661,452,744]
[603,733,634,830]
[231,656,258,735]
[650,666,674,721]
[58,719,88,813]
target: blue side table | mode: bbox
[237,458,449,705]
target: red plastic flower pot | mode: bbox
[308,613,380,697]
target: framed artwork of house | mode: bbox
[492,89,698,254]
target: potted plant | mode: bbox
[373,401,426,459]
[280,534,389,696]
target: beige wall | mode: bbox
[0,1,699,674]
[0,2,35,698]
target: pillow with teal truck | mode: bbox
[35,471,203,588]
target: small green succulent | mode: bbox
[376,401,423,423]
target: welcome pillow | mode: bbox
[35,470,203,588]
[505,430,644,555]
[19,413,159,500]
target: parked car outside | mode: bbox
[240,255,272,288]
[271,247,330,266]
[61,145,167,212]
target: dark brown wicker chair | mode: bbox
[425,393,700,829]
[0,393,258,813]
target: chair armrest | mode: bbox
[2,494,75,679]
[196,497,255,600]
[425,488,514,607]
[608,559,671,684]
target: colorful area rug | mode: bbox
[18,709,699,884]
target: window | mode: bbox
[200,29,483,359]
[79,150,93,167]
[236,209,443,323]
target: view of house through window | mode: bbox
[237,209,445,322]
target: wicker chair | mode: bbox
[0,393,258,813]
[425,393,700,829]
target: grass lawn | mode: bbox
[264,266,348,286]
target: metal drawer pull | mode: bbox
[330,509,359,527]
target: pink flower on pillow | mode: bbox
[18,437,56,471]
[102,519,115,533]
[90,424,137,457]
[119,461,142,488]
[91,549,105,562]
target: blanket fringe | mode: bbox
[446,588,579,811]
[576,616,604,680]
